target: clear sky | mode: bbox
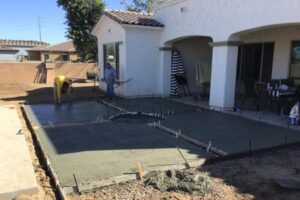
[0,0,131,45]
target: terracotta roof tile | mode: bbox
[0,39,49,47]
[28,41,76,53]
[105,10,164,27]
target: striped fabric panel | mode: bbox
[170,50,186,96]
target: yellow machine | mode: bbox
[53,76,72,104]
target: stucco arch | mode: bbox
[163,35,213,46]
[229,23,300,41]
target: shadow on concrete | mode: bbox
[36,123,209,157]
[21,97,300,200]
[0,84,105,105]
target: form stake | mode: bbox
[73,173,81,194]
[177,147,191,169]
[249,139,252,157]
[284,132,288,146]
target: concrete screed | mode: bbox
[0,105,38,200]
[23,98,300,194]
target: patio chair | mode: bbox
[236,80,256,110]
[235,80,246,109]
[280,79,295,87]
[254,82,272,112]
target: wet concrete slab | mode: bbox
[23,101,118,127]
[163,111,300,154]
[113,98,198,114]
[22,99,300,195]
[35,123,211,188]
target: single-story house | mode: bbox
[92,0,300,110]
[27,41,79,62]
[0,39,48,61]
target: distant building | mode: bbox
[0,39,49,61]
[27,41,79,62]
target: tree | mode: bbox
[121,0,154,13]
[57,0,104,61]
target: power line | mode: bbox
[38,16,42,42]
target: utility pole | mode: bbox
[38,16,42,42]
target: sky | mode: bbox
[0,0,131,45]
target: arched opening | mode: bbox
[163,36,213,105]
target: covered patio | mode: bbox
[170,25,300,130]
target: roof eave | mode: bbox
[122,24,164,30]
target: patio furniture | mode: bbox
[254,82,272,112]
[277,89,296,115]
[237,80,257,110]
[235,80,246,108]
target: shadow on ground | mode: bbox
[0,84,105,105]
[200,146,300,200]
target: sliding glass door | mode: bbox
[236,42,274,83]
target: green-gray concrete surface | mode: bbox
[23,102,117,127]
[24,99,300,194]
[163,111,300,154]
[35,123,211,187]
[113,98,199,114]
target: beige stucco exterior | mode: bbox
[40,52,79,62]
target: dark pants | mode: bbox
[107,82,115,98]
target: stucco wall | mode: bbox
[156,0,300,43]
[0,62,97,84]
[239,25,300,79]
[125,26,163,96]
[95,16,126,96]
[173,37,213,94]
[0,62,45,83]
[41,52,78,62]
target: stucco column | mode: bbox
[159,47,172,96]
[209,41,240,110]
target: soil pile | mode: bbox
[145,169,213,196]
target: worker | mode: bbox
[103,63,117,100]
[53,76,72,104]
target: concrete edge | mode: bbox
[63,159,206,195]
[20,105,68,200]
[102,100,126,112]
[32,120,111,130]
[150,122,228,157]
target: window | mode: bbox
[289,41,300,78]
[44,53,49,61]
[61,53,70,61]
[103,43,119,79]
[236,42,274,82]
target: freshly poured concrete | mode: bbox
[35,123,211,187]
[0,105,38,200]
[24,102,117,127]
[163,111,300,154]
[113,97,198,114]
[23,98,300,195]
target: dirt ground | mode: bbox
[1,83,300,200]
